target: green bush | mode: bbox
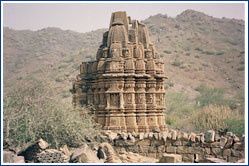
[3,79,100,149]
[237,65,245,71]
[172,61,183,67]
[216,51,225,55]
[225,119,244,137]
[195,47,203,51]
[163,50,172,54]
[204,51,215,55]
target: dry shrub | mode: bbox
[3,79,100,149]
[193,104,244,134]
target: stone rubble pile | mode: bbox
[103,129,245,163]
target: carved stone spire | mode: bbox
[72,11,167,133]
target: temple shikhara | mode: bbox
[72,11,167,133]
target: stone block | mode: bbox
[205,157,228,163]
[205,130,215,143]
[147,153,157,159]
[131,131,138,138]
[230,149,239,157]
[156,153,164,159]
[241,135,245,143]
[176,146,188,154]
[189,133,196,142]
[165,140,172,146]
[153,133,159,140]
[233,142,244,150]
[127,133,136,143]
[115,147,126,154]
[120,132,128,140]
[195,135,201,142]
[139,133,144,140]
[226,132,233,137]
[144,132,149,139]
[223,149,231,156]
[211,148,221,155]
[148,146,157,153]
[182,154,194,162]
[125,145,139,153]
[181,141,189,146]
[158,133,162,141]
[167,133,172,140]
[233,135,240,142]
[224,137,233,149]
[162,135,167,143]
[182,132,189,141]
[157,145,165,153]
[166,146,176,153]
[139,152,147,157]
[151,140,164,146]
[209,142,220,148]
[136,139,150,146]
[200,133,205,143]
[159,154,182,163]
[228,156,238,163]
[204,148,211,155]
[171,130,177,141]
[3,151,25,163]
[215,134,221,142]
[239,151,245,158]
[138,145,149,153]
[171,140,181,146]
[220,136,227,148]
[148,132,154,140]
[188,147,203,154]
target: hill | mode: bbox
[3,10,245,122]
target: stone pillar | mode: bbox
[146,78,158,132]
[156,79,167,131]
[124,77,138,132]
[135,78,148,132]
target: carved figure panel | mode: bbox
[136,93,145,104]
[110,93,120,107]
[146,93,154,104]
[124,94,133,104]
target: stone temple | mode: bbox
[72,11,167,133]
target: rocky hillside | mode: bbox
[3,9,245,102]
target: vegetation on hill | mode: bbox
[3,9,245,141]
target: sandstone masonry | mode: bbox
[102,130,245,163]
[72,11,167,133]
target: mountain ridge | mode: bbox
[3,9,245,102]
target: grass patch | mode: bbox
[237,65,245,71]
[163,50,172,54]
[172,61,183,67]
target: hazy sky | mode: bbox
[3,2,246,33]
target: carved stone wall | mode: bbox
[72,11,167,133]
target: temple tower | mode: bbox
[72,11,167,132]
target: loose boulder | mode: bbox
[159,154,182,163]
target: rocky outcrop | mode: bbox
[17,138,50,162]
[70,143,103,163]
[3,151,25,163]
[98,142,122,163]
